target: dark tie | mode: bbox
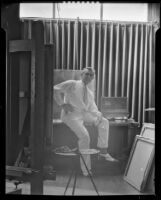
[83,85,88,105]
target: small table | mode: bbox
[54,149,100,195]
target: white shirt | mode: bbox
[54,80,101,118]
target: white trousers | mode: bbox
[61,111,109,174]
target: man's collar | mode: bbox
[80,80,89,87]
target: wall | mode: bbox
[2,3,22,165]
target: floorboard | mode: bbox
[6,172,154,195]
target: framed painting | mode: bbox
[140,123,155,140]
[124,135,155,192]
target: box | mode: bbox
[101,97,129,120]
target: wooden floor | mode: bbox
[44,172,141,195]
[6,171,154,196]
[6,152,155,195]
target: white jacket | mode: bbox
[54,80,102,119]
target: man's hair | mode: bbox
[81,67,95,75]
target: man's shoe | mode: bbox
[99,153,118,162]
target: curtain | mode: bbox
[21,19,159,125]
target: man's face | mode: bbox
[81,70,95,85]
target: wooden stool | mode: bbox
[54,149,100,195]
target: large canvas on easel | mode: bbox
[124,135,155,192]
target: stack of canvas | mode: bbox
[124,123,155,192]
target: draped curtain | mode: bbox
[21,19,158,125]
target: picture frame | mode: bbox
[140,123,155,140]
[124,135,155,192]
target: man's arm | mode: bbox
[88,93,102,119]
[53,80,75,112]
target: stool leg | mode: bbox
[72,170,77,195]
[64,169,74,195]
[79,153,99,195]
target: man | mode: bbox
[54,67,116,176]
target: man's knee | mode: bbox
[80,133,90,144]
[103,117,109,125]
[98,117,109,129]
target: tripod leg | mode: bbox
[72,170,77,195]
[79,153,99,195]
[64,169,74,195]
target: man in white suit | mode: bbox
[54,67,116,176]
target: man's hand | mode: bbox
[61,103,74,113]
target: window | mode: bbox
[102,3,148,22]
[55,2,100,20]
[20,2,148,22]
[19,3,53,18]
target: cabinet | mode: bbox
[108,121,140,157]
